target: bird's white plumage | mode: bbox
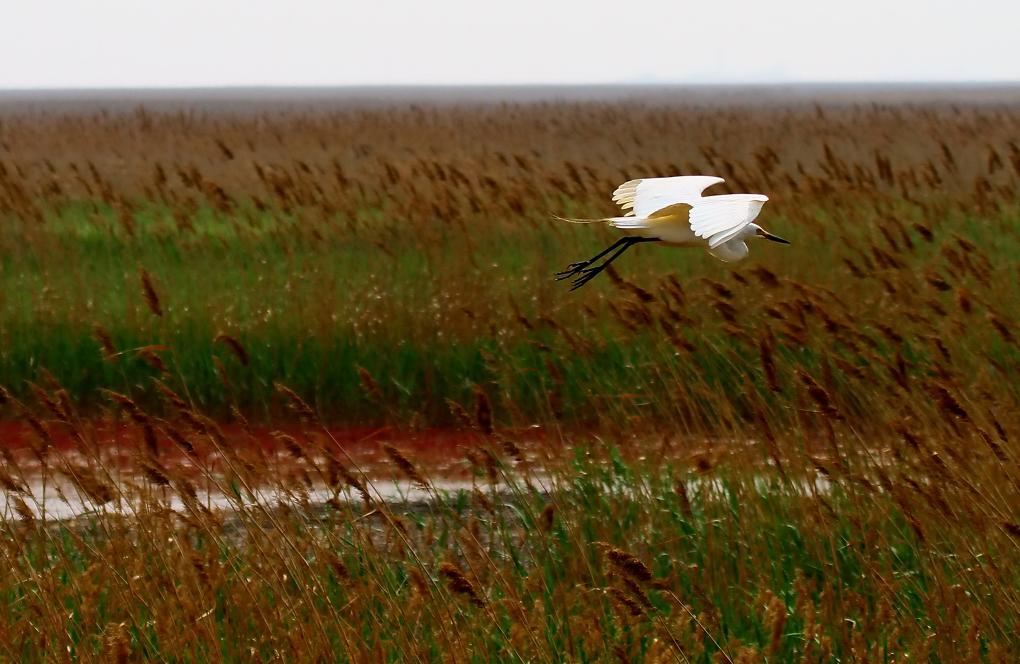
[688,194,769,248]
[607,176,769,249]
[612,176,724,218]
[558,175,779,289]
[555,174,781,288]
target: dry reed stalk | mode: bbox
[324,454,369,502]
[27,382,68,423]
[22,411,55,459]
[274,383,316,420]
[383,444,429,489]
[62,464,114,505]
[0,466,27,493]
[139,348,168,374]
[987,312,1016,344]
[600,543,654,584]
[356,367,383,402]
[100,389,149,425]
[446,398,473,429]
[925,382,969,423]
[156,424,195,458]
[438,562,485,607]
[607,268,655,303]
[11,495,35,523]
[139,456,171,486]
[797,371,841,420]
[607,587,644,620]
[478,447,501,485]
[272,431,304,459]
[101,622,132,664]
[215,334,250,366]
[758,334,779,393]
[473,386,493,435]
[621,577,654,612]
[538,503,556,533]
[499,437,525,465]
[763,593,788,657]
[92,324,118,359]
[152,379,189,411]
[138,267,163,317]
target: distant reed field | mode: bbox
[0,94,1018,660]
[2,98,1019,430]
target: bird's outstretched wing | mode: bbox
[689,194,769,248]
[612,176,724,217]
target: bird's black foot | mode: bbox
[555,237,658,290]
[569,265,606,290]
[555,260,590,280]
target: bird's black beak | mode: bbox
[758,229,790,244]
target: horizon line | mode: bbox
[3,80,1020,94]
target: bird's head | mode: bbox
[749,223,790,244]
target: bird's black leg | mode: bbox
[569,237,660,290]
[555,238,630,281]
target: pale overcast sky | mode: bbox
[3,1,1019,88]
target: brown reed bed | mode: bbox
[0,94,1018,660]
[0,373,1016,661]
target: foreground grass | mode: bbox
[0,375,1015,662]
[1,429,1015,662]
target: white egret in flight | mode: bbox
[556,176,788,289]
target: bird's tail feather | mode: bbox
[607,217,652,229]
[552,214,649,227]
[551,214,612,224]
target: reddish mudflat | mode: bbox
[0,419,568,521]
[0,419,568,477]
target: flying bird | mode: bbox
[555,175,788,289]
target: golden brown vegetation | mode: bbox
[0,95,1018,660]
[1,98,1019,427]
